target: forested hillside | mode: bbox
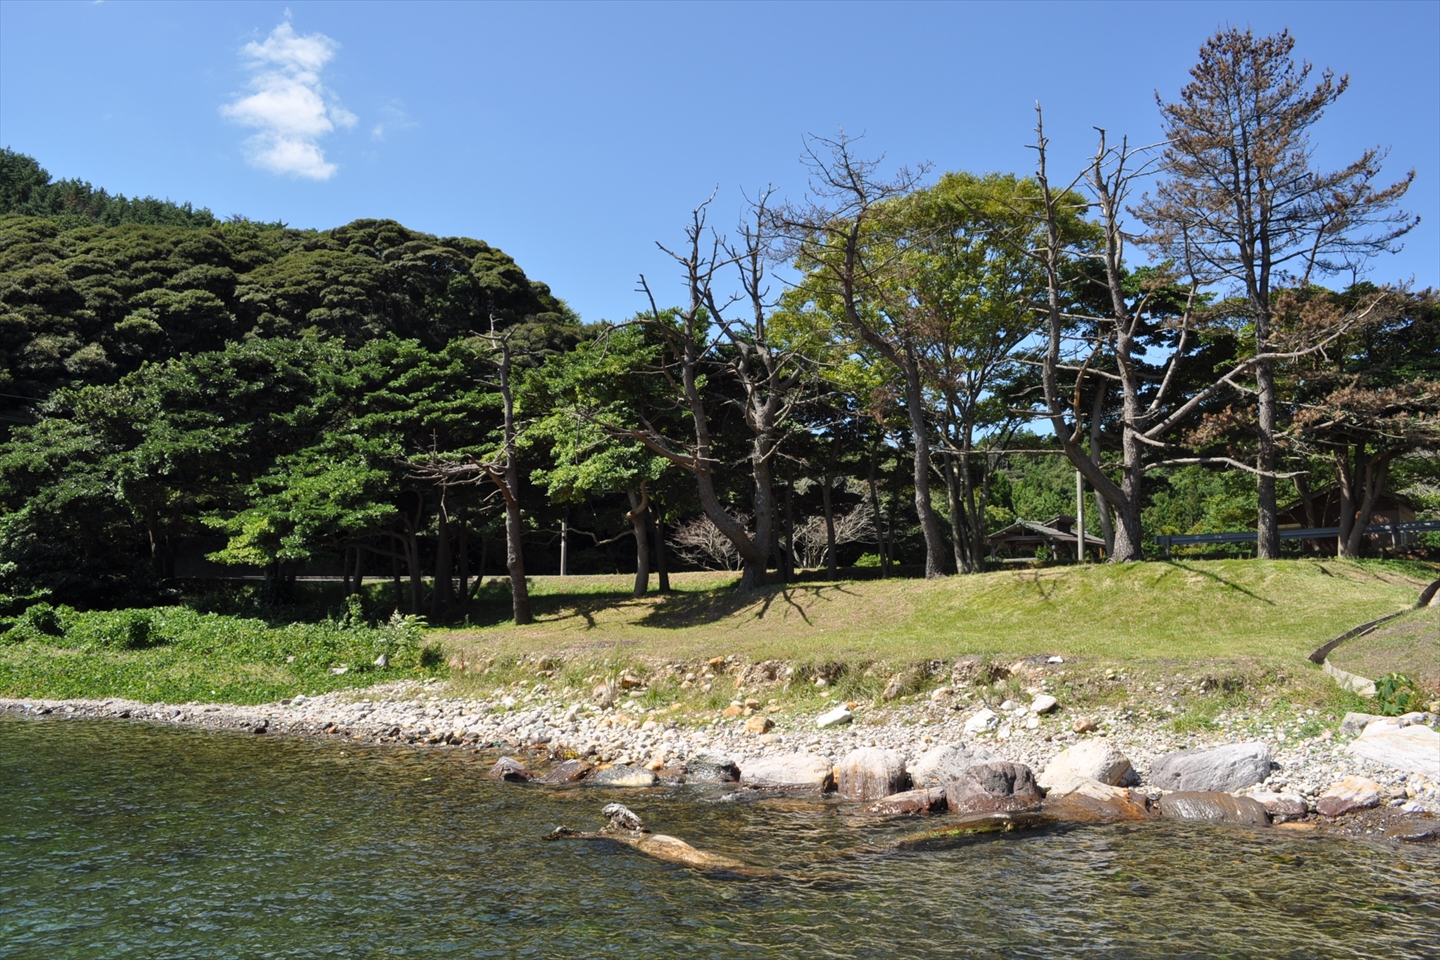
[2,27,1437,626]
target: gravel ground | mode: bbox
[5,663,1437,821]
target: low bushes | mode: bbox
[0,599,442,703]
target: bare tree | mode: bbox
[1027,112,1380,561]
[624,192,812,591]
[668,513,747,571]
[1136,27,1416,558]
[774,134,950,578]
[793,499,874,569]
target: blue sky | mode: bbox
[3,0,1436,323]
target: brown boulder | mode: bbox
[865,787,947,817]
[1042,780,1155,823]
[536,759,593,784]
[1316,776,1382,818]
[837,747,910,801]
[944,761,1043,815]
[1157,791,1270,825]
[485,757,532,782]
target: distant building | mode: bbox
[985,514,1105,563]
[1278,486,1420,553]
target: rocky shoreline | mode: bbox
[5,658,1439,845]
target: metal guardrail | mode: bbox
[1155,519,1440,556]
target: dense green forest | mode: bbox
[1,29,1436,624]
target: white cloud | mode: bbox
[222,22,355,180]
[370,101,416,141]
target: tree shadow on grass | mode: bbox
[637,582,859,631]
[1164,560,1275,605]
[452,579,860,632]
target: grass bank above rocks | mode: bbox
[443,558,1433,664]
[0,603,443,704]
[1,559,1432,713]
[429,558,1437,735]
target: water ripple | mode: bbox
[2,716,1438,959]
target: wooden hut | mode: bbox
[985,515,1106,563]
[1278,485,1420,552]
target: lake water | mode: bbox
[2,716,1438,959]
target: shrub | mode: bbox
[1374,672,1421,716]
[1,602,70,644]
[67,609,166,651]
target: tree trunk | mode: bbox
[1337,444,1393,559]
[502,490,529,623]
[457,522,470,603]
[627,486,650,598]
[1255,357,1280,559]
[404,531,423,616]
[901,354,947,578]
[432,497,454,621]
[1089,388,1115,558]
[493,333,532,625]
[944,451,968,574]
[867,444,888,576]
[651,508,670,594]
[782,466,795,580]
[822,466,837,578]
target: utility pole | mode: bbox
[560,519,569,577]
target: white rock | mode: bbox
[1345,721,1440,779]
[1000,700,1020,711]
[816,704,853,729]
[1039,739,1137,789]
[1047,656,1064,664]
[1030,694,1059,715]
[964,708,1001,736]
[908,743,993,787]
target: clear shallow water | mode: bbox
[2,717,1437,960]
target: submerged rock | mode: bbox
[592,765,658,788]
[944,761,1043,815]
[1383,816,1440,843]
[1157,791,1270,826]
[686,754,740,783]
[1042,779,1154,823]
[865,787,947,817]
[892,810,1056,850]
[740,754,835,793]
[1246,790,1307,822]
[537,759,593,784]
[837,747,909,801]
[1149,743,1271,793]
[486,757,532,782]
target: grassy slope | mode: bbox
[439,559,1435,666]
[1327,606,1440,690]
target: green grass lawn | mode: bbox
[0,604,443,704]
[2,559,1431,707]
[440,559,1434,665]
